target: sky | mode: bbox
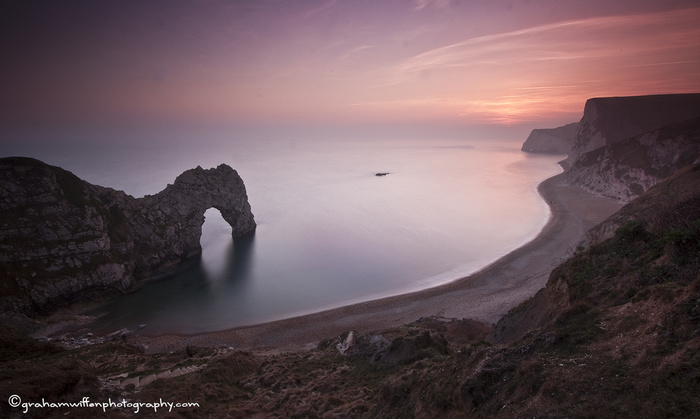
[2,0,700,136]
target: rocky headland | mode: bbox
[565,115,700,202]
[0,158,255,318]
[564,93,700,168]
[521,122,578,154]
[525,94,700,202]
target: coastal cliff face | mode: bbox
[496,92,700,341]
[0,157,255,316]
[565,116,700,202]
[583,162,700,246]
[521,122,578,154]
[565,93,700,168]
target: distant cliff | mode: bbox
[520,94,700,202]
[521,122,578,154]
[0,158,255,316]
[503,92,700,343]
[565,93,700,168]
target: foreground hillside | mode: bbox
[2,164,698,418]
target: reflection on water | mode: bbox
[5,135,564,334]
[89,228,258,334]
[200,208,255,287]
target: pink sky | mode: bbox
[2,0,699,131]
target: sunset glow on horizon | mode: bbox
[2,0,700,132]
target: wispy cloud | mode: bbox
[350,7,700,123]
[11,0,697,127]
[413,0,452,12]
[377,7,700,86]
[337,45,375,61]
[624,60,700,68]
[300,0,337,19]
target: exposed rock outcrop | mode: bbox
[519,94,700,202]
[505,93,700,343]
[565,116,700,202]
[0,157,255,316]
[582,162,700,246]
[521,122,578,154]
[565,93,700,167]
[127,163,256,278]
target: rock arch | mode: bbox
[130,164,257,276]
[0,158,255,315]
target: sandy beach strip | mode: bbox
[131,173,622,354]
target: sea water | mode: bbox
[1,131,563,334]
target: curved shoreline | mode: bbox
[131,173,623,353]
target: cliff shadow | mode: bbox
[225,230,256,283]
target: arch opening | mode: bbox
[200,207,233,281]
[201,208,231,246]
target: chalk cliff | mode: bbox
[0,157,255,316]
[521,122,578,154]
[565,116,700,202]
[500,92,700,342]
[519,94,700,202]
[565,93,700,168]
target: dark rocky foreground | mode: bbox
[0,158,255,317]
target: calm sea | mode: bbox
[1,131,563,334]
